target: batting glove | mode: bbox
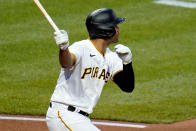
[54,30,69,50]
[115,44,132,65]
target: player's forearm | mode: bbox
[59,49,75,68]
[113,62,135,93]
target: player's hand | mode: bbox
[114,44,132,65]
[54,30,69,50]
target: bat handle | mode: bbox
[44,13,60,33]
[33,0,61,33]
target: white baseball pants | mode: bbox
[46,102,101,131]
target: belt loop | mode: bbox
[50,102,52,108]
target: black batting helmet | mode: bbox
[86,8,125,39]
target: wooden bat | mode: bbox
[33,0,60,32]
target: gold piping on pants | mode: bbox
[58,110,73,131]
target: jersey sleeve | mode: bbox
[68,42,84,66]
[109,51,123,79]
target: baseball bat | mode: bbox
[33,0,60,32]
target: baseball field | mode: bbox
[0,0,196,127]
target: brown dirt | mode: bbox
[0,115,196,131]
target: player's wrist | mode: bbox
[54,29,69,50]
[58,41,69,50]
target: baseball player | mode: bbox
[46,8,135,131]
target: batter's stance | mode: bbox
[46,8,135,131]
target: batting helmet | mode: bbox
[86,8,125,39]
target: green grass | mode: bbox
[0,0,196,123]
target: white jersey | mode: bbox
[50,39,123,114]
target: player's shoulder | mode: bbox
[105,47,122,62]
[72,39,89,45]
[106,48,118,57]
[69,39,89,49]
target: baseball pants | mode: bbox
[46,102,101,131]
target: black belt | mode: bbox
[67,105,89,117]
[50,103,89,117]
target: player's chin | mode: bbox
[113,37,119,43]
[112,39,119,44]
[115,34,120,43]
[108,35,119,44]
[109,39,118,44]
[114,39,119,43]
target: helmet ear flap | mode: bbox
[96,26,116,39]
[87,26,116,39]
[102,26,116,39]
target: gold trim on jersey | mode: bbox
[112,70,123,80]
[58,111,73,131]
[88,38,105,56]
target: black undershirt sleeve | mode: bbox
[113,62,135,93]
